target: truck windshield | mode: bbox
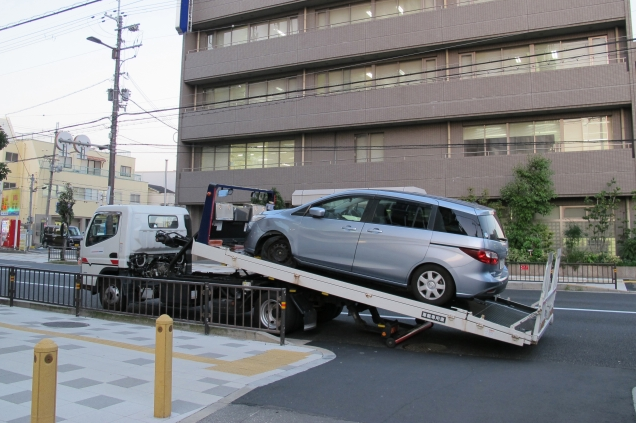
[86,213,121,246]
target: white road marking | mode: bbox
[632,387,636,416]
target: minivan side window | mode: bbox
[86,213,121,246]
[433,207,481,237]
[372,199,432,229]
[316,196,370,221]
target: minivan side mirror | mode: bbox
[309,207,325,218]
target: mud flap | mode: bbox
[290,294,317,331]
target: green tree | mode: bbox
[459,187,490,205]
[583,178,621,255]
[500,156,556,260]
[251,187,285,210]
[0,129,11,182]
[56,183,75,261]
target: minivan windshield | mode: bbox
[68,227,80,236]
[478,214,506,241]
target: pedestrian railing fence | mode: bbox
[508,262,617,289]
[0,266,286,344]
[47,247,80,262]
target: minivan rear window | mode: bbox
[478,214,506,241]
[433,207,481,237]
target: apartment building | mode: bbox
[1,137,148,247]
[176,0,636,250]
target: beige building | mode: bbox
[1,137,148,247]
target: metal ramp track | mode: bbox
[192,242,560,346]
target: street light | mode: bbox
[86,36,114,49]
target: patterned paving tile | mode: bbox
[198,377,230,385]
[75,395,123,410]
[58,344,85,350]
[0,390,32,404]
[202,386,238,396]
[222,343,247,348]
[107,377,149,388]
[114,331,135,335]
[0,345,32,355]
[60,378,102,389]
[171,399,204,415]
[7,416,65,423]
[128,337,151,341]
[197,352,226,359]
[175,344,202,350]
[174,336,196,340]
[124,358,154,366]
[57,364,84,373]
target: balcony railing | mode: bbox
[40,161,143,181]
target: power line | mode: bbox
[0,0,104,32]
[7,79,111,115]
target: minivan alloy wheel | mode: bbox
[410,265,455,306]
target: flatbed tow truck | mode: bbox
[192,184,559,347]
[82,183,559,347]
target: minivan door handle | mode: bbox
[341,225,357,232]
[367,228,383,234]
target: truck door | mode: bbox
[83,212,123,267]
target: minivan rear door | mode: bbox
[352,198,436,284]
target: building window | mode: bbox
[62,157,72,168]
[317,1,441,29]
[207,16,299,49]
[87,160,102,176]
[130,193,141,204]
[315,58,437,95]
[120,166,132,177]
[460,36,609,79]
[3,182,16,189]
[201,76,298,109]
[201,140,295,171]
[355,133,384,163]
[4,152,18,163]
[463,116,614,157]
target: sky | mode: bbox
[0,0,183,172]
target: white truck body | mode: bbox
[80,205,190,282]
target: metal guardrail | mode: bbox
[0,266,286,344]
[47,247,80,262]
[509,262,617,289]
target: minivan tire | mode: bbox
[261,236,296,268]
[410,265,455,306]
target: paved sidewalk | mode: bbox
[0,305,334,423]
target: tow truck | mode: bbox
[81,184,559,347]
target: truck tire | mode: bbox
[256,295,300,334]
[261,236,296,268]
[100,278,127,312]
[316,303,344,323]
[410,264,455,306]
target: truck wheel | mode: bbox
[100,279,127,311]
[410,265,455,306]
[316,303,344,323]
[261,236,296,268]
[257,295,299,334]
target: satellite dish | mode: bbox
[55,131,73,149]
[73,135,91,153]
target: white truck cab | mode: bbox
[81,205,191,283]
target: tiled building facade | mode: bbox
[176,0,636,250]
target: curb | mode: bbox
[0,298,282,344]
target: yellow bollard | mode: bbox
[154,314,173,418]
[31,339,58,423]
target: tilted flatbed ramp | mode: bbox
[193,242,559,346]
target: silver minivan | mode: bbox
[245,189,508,305]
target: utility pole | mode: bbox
[27,174,35,250]
[45,123,59,226]
[107,0,123,206]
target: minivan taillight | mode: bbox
[459,248,499,265]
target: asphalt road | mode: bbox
[217,290,636,423]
